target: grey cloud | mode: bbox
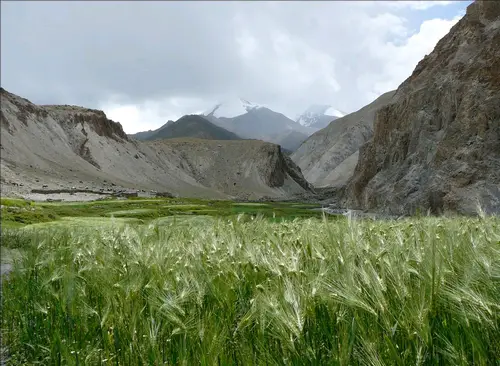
[2,1,245,105]
[1,1,465,125]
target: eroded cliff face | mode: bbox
[262,144,312,192]
[345,1,500,215]
[43,105,129,142]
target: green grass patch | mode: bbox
[1,216,499,364]
[1,197,328,227]
[0,197,33,207]
[1,205,59,227]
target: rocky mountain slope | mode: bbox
[0,88,312,200]
[291,91,396,187]
[131,115,241,141]
[345,0,500,215]
[296,105,345,130]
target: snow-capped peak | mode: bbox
[203,98,263,118]
[296,104,345,128]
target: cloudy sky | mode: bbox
[1,1,470,133]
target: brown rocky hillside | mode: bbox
[345,0,500,215]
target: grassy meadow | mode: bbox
[0,197,324,229]
[1,197,500,364]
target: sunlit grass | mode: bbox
[2,216,499,364]
[105,209,156,217]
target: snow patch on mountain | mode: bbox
[325,107,345,118]
[203,98,263,119]
[296,105,345,127]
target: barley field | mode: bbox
[1,200,500,364]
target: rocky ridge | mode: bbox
[345,0,500,215]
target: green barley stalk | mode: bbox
[1,216,499,364]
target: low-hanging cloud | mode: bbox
[1,1,470,133]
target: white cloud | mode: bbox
[356,15,461,97]
[382,1,454,11]
[102,97,211,133]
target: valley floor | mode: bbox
[1,197,499,364]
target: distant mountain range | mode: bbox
[130,98,344,152]
[202,99,317,151]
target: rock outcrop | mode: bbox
[345,0,500,215]
[0,89,313,200]
[44,105,129,142]
[291,91,396,187]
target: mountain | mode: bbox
[296,105,345,130]
[218,107,312,140]
[345,0,500,215]
[291,91,396,188]
[133,115,241,141]
[202,100,316,151]
[0,88,313,200]
[131,98,316,151]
